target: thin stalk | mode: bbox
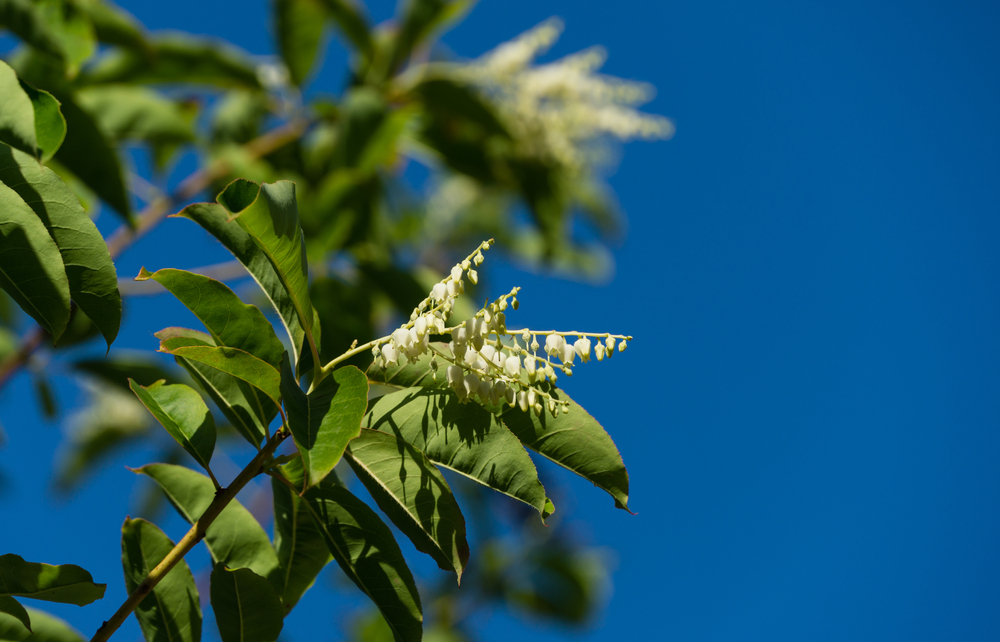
[89,428,290,642]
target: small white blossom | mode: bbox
[574,337,591,362]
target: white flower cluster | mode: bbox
[370,239,631,418]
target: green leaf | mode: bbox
[73,352,182,392]
[137,464,281,591]
[136,268,283,369]
[345,429,469,581]
[17,81,65,161]
[53,94,132,225]
[302,481,422,642]
[318,0,373,63]
[363,387,550,517]
[271,459,331,612]
[0,607,84,642]
[0,0,66,63]
[32,375,57,419]
[81,34,262,89]
[159,345,282,408]
[275,0,326,87]
[129,379,216,474]
[120,517,202,642]
[78,0,147,51]
[367,342,448,390]
[0,596,30,633]
[0,144,121,346]
[75,85,194,146]
[177,201,318,375]
[210,566,283,642]
[157,328,275,449]
[383,0,471,79]
[0,180,70,341]
[0,61,39,158]
[0,555,105,606]
[35,0,96,78]
[501,387,631,512]
[280,357,367,489]
[216,179,319,373]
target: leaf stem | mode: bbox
[88,428,290,642]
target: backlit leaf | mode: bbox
[159,345,282,408]
[0,555,105,606]
[35,0,96,78]
[0,596,30,632]
[210,566,282,642]
[120,517,202,642]
[0,61,38,157]
[0,607,84,642]
[16,81,64,161]
[0,0,66,63]
[129,379,216,473]
[345,428,469,580]
[75,85,194,146]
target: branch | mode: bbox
[89,428,290,642]
[0,118,309,392]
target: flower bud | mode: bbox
[461,259,471,270]
[517,391,529,412]
[451,265,464,281]
[505,386,516,406]
[512,297,519,310]
[524,356,537,381]
[606,336,616,356]
[468,269,479,284]
[530,336,540,352]
[595,344,606,361]
[474,251,484,266]
[561,342,576,366]
[619,340,628,352]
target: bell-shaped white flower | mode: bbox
[517,390,529,412]
[432,282,448,301]
[561,342,576,366]
[381,343,399,366]
[504,354,521,377]
[451,265,464,281]
[415,316,428,336]
[545,333,564,356]
[574,337,591,362]
[446,365,463,386]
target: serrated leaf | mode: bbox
[75,85,194,146]
[17,81,65,161]
[0,180,70,340]
[501,387,631,512]
[210,566,282,642]
[177,201,318,375]
[0,596,30,632]
[54,94,131,225]
[0,0,66,63]
[0,61,39,158]
[280,357,367,489]
[0,555,105,606]
[345,428,469,580]
[137,268,283,369]
[216,179,319,373]
[159,345,282,408]
[0,606,84,642]
[81,34,262,89]
[0,144,120,346]
[363,387,549,517]
[302,481,422,642]
[275,0,326,87]
[129,380,216,473]
[73,352,182,392]
[121,517,202,642]
[318,0,372,62]
[271,459,331,612]
[136,464,281,591]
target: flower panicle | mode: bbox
[370,240,631,418]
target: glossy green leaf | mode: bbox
[81,34,262,89]
[54,94,132,225]
[275,0,326,86]
[0,0,66,63]
[129,379,216,473]
[177,202,317,375]
[159,345,282,408]
[501,387,631,512]
[137,464,281,591]
[363,387,550,517]
[36,0,96,78]
[120,517,202,642]
[0,180,70,341]
[0,555,105,606]
[0,607,84,642]
[0,596,30,632]
[210,566,282,642]
[216,179,319,372]
[0,61,39,158]
[302,481,422,642]
[136,268,283,368]
[75,85,194,145]
[16,81,65,161]
[73,352,182,392]
[271,458,331,612]
[0,144,121,346]
[280,357,367,489]
[318,0,372,61]
[345,428,469,581]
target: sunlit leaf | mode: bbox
[271,458,331,612]
[129,379,216,473]
[0,144,121,346]
[0,61,39,158]
[345,428,469,580]
[120,517,202,642]
[158,345,282,408]
[0,606,85,642]
[136,464,282,591]
[75,85,194,146]
[301,478,422,642]
[0,555,105,606]
[501,386,631,511]
[0,0,66,63]
[280,357,367,489]
[209,566,282,642]
[16,81,65,161]
[0,180,70,341]
[36,0,96,78]
[363,387,550,517]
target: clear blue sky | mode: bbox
[3,1,1000,641]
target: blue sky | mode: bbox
[3,1,1000,641]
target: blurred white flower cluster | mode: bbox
[459,17,674,173]
[371,239,631,417]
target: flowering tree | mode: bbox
[0,1,669,641]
